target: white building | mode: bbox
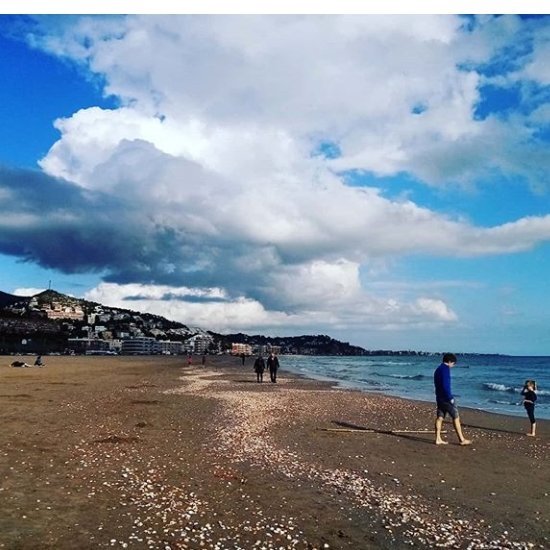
[185,334,213,354]
[231,342,253,356]
[68,338,111,354]
[121,337,158,355]
[157,340,183,355]
[41,302,84,321]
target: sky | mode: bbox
[1,9,550,355]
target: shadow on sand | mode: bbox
[461,423,521,436]
[330,420,434,445]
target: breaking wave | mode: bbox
[482,383,548,396]
[482,383,519,394]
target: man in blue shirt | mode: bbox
[434,353,471,446]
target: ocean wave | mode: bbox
[488,399,520,406]
[372,361,414,366]
[372,372,425,381]
[482,382,549,396]
[357,378,384,386]
[482,383,519,394]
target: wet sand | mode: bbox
[0,355,548,549]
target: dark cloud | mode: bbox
[124,293,229,304]
[0,165,282,304]
[0,166,179,276]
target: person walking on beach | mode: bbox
[434,353,471,446]
[240,352,246,366]
[521,379,537,437]
[253,355,265,383]
[267,352,279,383]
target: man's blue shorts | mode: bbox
[436,400,459,419]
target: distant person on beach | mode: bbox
[34,355,44,367]
[267,352,279,383]
[240,353,246,366]
[253,355,265,383]
[10,360,31,368]
[521,379,537,437]
[434,353,471,446]
[201,354,206,366]
[187,355,192,366]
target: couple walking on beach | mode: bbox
[253,352,279,383]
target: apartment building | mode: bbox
[67,338,111,354]
[121,337,158,355]
[41,302,84,321]
[231,342,253,356]
[157,340,183,355]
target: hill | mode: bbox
[220,332,368,356]
[0,288,368,356]
[0,290,28,309]
[0,288,201,355]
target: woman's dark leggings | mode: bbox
[525,403,536,424]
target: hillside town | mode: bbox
[0,290,216,356]
[0,289,371,357]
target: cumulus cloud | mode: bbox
[2,15,550,333]
[12,287,47,297]
[84,282,457,333]
[84,282,295,332]
[33,15,550,188]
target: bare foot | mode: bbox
[435,440,448,445]
[459,439,472,446]
[526,433,536,437]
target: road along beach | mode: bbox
[0,355,548,549]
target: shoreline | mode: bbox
[8,352,550,424]
[179,357,550,547]
[231,355,550,426]
[1,355,548,549]
[278,355,550,421]
[6,351,550,423]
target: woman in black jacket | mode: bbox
[266,352,279,383]
[253,355,265,383]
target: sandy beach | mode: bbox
[0,355,548,549]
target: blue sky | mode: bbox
[1,14,550,354]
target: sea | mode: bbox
[282,354,550,420]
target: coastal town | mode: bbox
[0,289,371,357]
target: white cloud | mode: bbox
[36,115,550,263]
[84,281,458,332]
[13,287,47,296]
[414,298,457,322]
[6,15,550,335]
[36,15,550,187]
[39,17,469,177]
[84,282,300,332]
[519,27,550,85]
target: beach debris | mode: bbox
[49,364,544,550]
[188,368,540,550]
[321,428,447,434]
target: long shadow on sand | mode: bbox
[461,423,521,436]
[330,421,434,445]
